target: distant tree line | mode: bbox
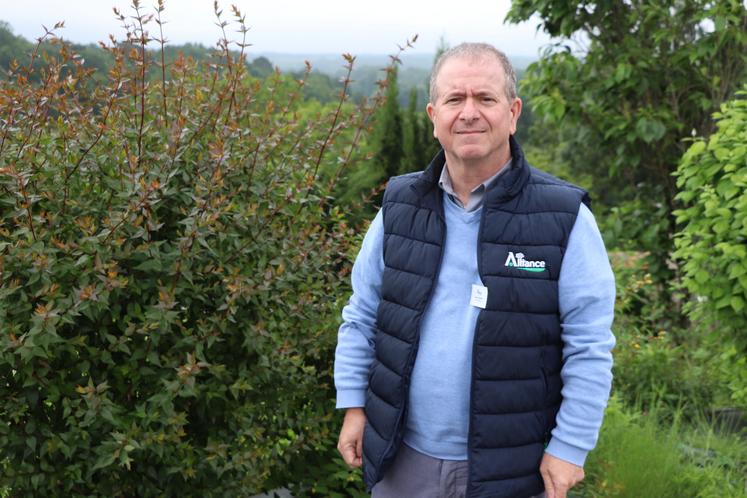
[0,20,432,107]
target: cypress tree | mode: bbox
[374,66,403,178]
[403,87,429,171]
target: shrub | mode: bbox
[609,252,716,413]
[285,448,367,498]
[673,85,747,409]
[674,85,747,333]
[0,5,382,497]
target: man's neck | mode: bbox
[444,152,512,207]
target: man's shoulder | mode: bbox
[527,165,583,191]
[382,171,425,204]
[526,165,591,210]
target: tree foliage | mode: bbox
[507,0,747,279]
[674,88,747,322]
[0,21,33,71]
[0,5,379,496]
[373,67,404,179]
[402,87,428,173]
[673,87,747,408]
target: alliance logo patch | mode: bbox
[504,252,546,273]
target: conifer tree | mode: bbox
[374,66,404,178]
[404,86,432,171]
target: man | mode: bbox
[334,42,615,498]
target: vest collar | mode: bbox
[411,136,531,208]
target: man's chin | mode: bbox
[450,147,489,162]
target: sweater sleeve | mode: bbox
[334,209,385,409]
[545,203,616,467]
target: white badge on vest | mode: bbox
[470,284,488,309]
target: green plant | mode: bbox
[285,446,367,498]
[0,4,385,496]
[598,194,673,282]
[673,85,747,409]
[607,252,714,413]
[674,86,747,335]
[577,397,686,498]
[575,397,747,498]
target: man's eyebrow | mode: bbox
[442,89,499,98]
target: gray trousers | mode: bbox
[371,444,546,498]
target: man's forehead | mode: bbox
[438,58,504,87]
[441,53,502,70]
[437,55,504,82]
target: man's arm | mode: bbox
[542,203,616,498]
[334,210,385,467]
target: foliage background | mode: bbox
[2,0,747,496]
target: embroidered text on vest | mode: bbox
[504,252,546,272]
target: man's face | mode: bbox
[426,56,522,167]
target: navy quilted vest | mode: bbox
[362,137,589,498]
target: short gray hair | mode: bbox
[429,42,517,103]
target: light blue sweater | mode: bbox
[334,193,615,466]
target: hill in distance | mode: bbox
[259,51,536,74]
[0,19,535,107]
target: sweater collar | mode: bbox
[412,135,531,206]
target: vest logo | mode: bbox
[504,252,546,273]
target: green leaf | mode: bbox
[134,259,162,272]
[687,140,707,157]
[91,452,116,472]
[694,269,709,284]
[731,296,745,312]
[728,263,746,279]
[635,117,667,144]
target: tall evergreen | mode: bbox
[402,87,416,172]
[374,66,404,178]
[403,87,429,171]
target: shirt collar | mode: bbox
[438,158,512,212]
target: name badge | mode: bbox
[470,284,488,309]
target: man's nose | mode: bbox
[459,97,479,121]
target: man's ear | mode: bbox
[426,103,437,138]
[509,97,522,135]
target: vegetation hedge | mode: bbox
[0,9,380,497]
[674,85,747,410]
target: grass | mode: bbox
[573,397,747,498]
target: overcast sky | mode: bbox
[2,0,553,56]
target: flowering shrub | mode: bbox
[0,5,385,496]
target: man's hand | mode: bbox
[540,452,585,498]
[337,408,366,468]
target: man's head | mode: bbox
[426,42,522,169]
[429,43,518,104]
